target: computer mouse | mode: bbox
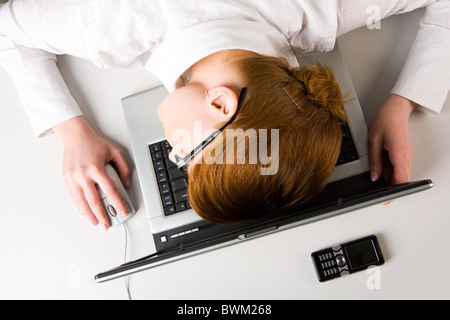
[96,164,136,227]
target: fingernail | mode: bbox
[90,219,98,226]
[102,223,109,231]
[371,171,378,182]
[121,210,128,217]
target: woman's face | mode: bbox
[157,83,220,163]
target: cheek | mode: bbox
[157,87,210,154]
[159,101,194,151]
[157,95,175,122]
[158,96,183,134]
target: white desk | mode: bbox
[1,9,449,299]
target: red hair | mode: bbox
[188,54,345,223]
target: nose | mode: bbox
[168,150,176,163]
[169,144,185,163]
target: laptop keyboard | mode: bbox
[149,140,190,216]
[337,121,359,165]
[149,122,358,217]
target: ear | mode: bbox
[205,86,238,122]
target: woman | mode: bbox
[1,0,449,228]
[161,51,347,223]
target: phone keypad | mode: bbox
[312,246,349,282]
[317,251,340,280]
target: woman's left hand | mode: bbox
[368,94,415,185]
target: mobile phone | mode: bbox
[311,235,384,282]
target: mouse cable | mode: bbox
[122,222,132,300]
[116,217,132,300]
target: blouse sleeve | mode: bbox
[0,35,83,137]
[0,0,83,137]
[391,0,450,113]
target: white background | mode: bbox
[1,9,449,299]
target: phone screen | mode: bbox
[344,239,380,270]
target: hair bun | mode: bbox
[293,63,345,121]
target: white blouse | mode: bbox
[0,0,449,137]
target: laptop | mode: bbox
[94,43,433,282]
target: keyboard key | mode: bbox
[152,151,163,161]
[168,166,184,180]
[336,152,346,166]
[165,158,176,168]
[158,182,171,195]
[162,194,174,207]
[341,140,354,153]
[344,151,358,162]
[156,171,168,183]
[164,206,176,215]
[171,177,188,191]
[175,202,187,212]
[161,140,171,149]
[341,127,350,140]
[153,160,165,172]
[163,148,172,158]
[149,143,161,153]
[173,189,189,203]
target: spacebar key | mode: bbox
[173,189,188,203]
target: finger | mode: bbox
[389,155,411,185]
[96,173,129,218]
[110,148,131,188]
[79,199,100,226]
[368,135,383,182]
[82,181,111,230]
[63,175,99,226]
[72,185,100,226]
[388,142,413,185]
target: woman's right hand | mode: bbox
[53,116,131,230]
